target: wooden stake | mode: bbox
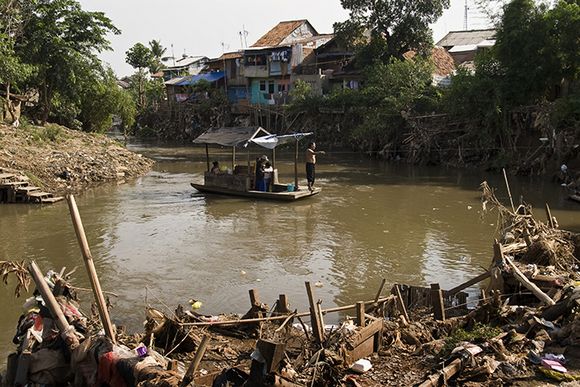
[28,261,79,350]
[180,334,210,387]
[394,285,410,322]
[66,195,116,344]
[502,168,515,213]
[430,283,446,321]
[305,281,324,344]
[505,256,555,306]
[276,294,290,315]
[294,138,299,190]
[545,203,555,228]
[366,278,386,313]
[205,144,210,172]
[249,288,260,307]
[356,302,365,327]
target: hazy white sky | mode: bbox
[78,0,492,77]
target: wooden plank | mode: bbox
[447,271,491,296]
[347,318,383,349]
[16,186,40,192]
[0,173,15,180]
[28,191,53,198]
[191,183,320,201]
[41,196,64,204]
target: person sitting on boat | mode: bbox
[255,155,268,190]
[211,161,221,175]
[263,161,273,192]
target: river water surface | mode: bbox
[1,141,578,364]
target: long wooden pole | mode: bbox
[294,138,299,190]
[29,261,79,350]
[205,144,210,172]
[180,296,394,327]
[66,195,116,344]
[502,168,515,213]
[232,146,236,169]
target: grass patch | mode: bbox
[440,323,502,358]
[24,172,44,189]
[27,124,70,144]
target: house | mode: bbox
[403,47,456,87]
[162,55,209,81]
[436,29,496,66]
[205,52,249,104]
[310,37,359,92]
[243,20,331,105]
[164,72,225,103]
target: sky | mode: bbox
[78,0,493,77]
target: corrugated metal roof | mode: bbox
[436,29,496,47]
[193,127,271,147]
[174,71,225,86]
[164,76,187,85]
[251,20,314,48]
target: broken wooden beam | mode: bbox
[305,281,325,344]
[504,256,555,306]
[180,334,210,387]
[394,284,410,322]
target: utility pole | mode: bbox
[464,0,469,30]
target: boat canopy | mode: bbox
[193,127,313,149]
[249,132,313,149]
[193,127,271,147]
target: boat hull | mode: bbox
[191,183,321,201]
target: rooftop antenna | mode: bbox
[239,25,248,48]
[170,44,175,66]
[464,0,469,30]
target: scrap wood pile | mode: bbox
[1,185,580,386]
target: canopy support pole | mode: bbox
[232,146,236,169]
[294,138,299,190]
[205,144,210,172]
[272,148,276,169]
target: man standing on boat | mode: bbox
[305,142,325,192]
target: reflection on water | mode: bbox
[0,141,578,365]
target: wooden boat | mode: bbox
[191,127,320,201]
[569,194,580,203]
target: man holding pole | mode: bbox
[305,142,325,192]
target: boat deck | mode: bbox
[191,183,321,201]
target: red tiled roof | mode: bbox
[403,47,456,76]
[251,20,309,48]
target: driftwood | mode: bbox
[504,256,555,306]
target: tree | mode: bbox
[335,0,450,65]
[148,39,166,74]
[16,0,120,124]
[125,43,153,108]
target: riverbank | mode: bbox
[0,124,154,196]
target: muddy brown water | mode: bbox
[1,141,579,366]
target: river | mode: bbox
[0,141,578,365]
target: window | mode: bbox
[277,84,286,92]
[259,80,266,91]
[268,82,275,94]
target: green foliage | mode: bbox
[290,80,315,103]
[335,0,450,64]
[78,68,136,132]
[27,123,69,144]
[148,40,166,74]
[16,0,120,124]
[441,323,502,358]
[126,43,153,71]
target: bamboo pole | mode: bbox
[179,296,394,327]
[394,284,410,322]
[28,261,79,349]
[502,168,515,213]
[66,195,116,344]
[205,144,210,172]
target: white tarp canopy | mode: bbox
[249,132,314,149]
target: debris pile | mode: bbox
[0,124,154,195]
[1,184,579,386]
